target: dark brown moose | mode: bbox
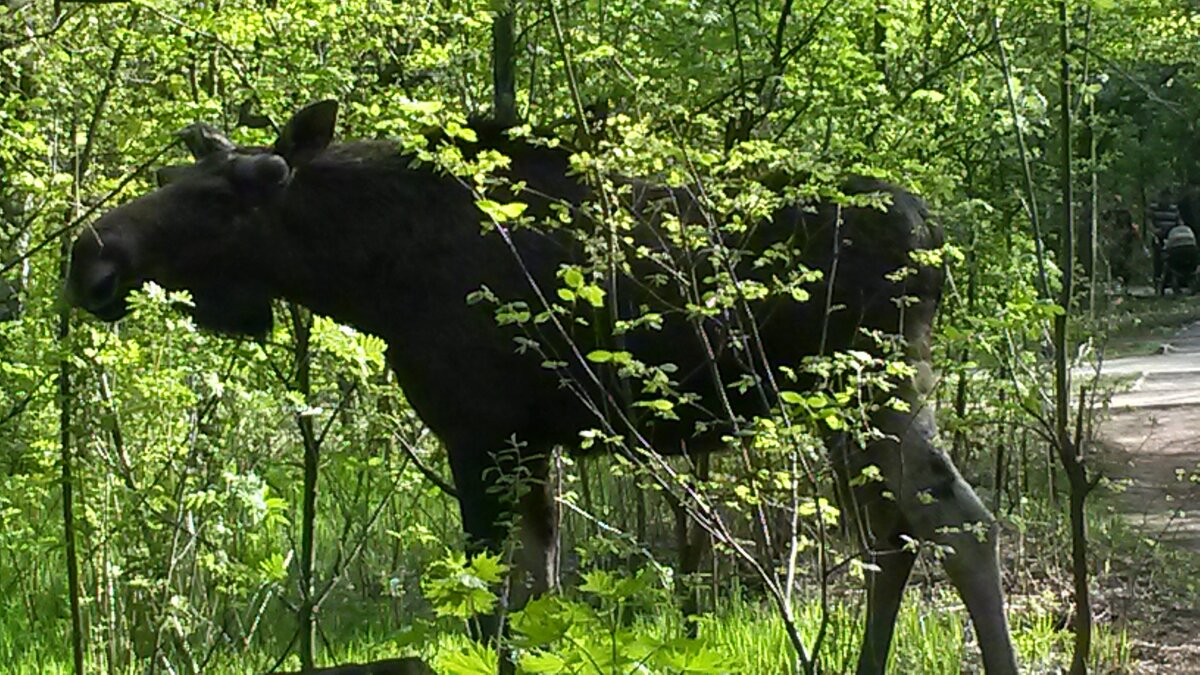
[67,101,1018,674]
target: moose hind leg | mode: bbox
[888,403,1017,672]
[512,452,560,609]
[872,406,1018,675]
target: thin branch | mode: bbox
[0,141,176,277]
[0,373,53,429]
[0,6,83,53]
[392,430,458,499]
[312,469,406,607]
[992,12,1051,299]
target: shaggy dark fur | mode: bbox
[67,102,1016,675]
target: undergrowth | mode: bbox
[2,571,1134,674]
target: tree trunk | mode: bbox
[293,305,319,673]
[993,389,1007,514]
[952,221,978,466]
[1087,93,1099,316]
[58,103,86,675]
[59,233,85,675]
[492,5,517,125]
[578,457,596,539]
[1055,4,1093,672]
[994,15,1051,299]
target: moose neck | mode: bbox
[261,142,481,339]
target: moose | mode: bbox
[67,101,1018,674]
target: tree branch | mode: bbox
[392,431,458,499]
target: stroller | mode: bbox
[1157,223,1199,296]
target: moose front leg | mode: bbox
[836,440,917,674]
[853,508,918,675]
[940,528,1012,675]
[833,432,918,675]
[445,443,518,645]
[446,442,557,675]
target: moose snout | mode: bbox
[66,252,130,321]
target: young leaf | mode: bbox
[477,199,529,222]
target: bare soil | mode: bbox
[1094,319,1200,672]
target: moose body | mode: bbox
[67,102,1017,674]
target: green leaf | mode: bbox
[468,551,509,584]
[434,644,495,675]
[563,267,585,289]
[633,399,674,413]
[510,596,572,645]
[396,98,444,115]
[779,391,804,405]
[807,393,830,409]
[444,121,478,143]
[578,569,618,597]
[518,651,568,673]
[477,199,528,222]
[420,551,507,619]
[586,350,614,363]
[257,553,288,582]
[911,89,946,104]
[822,414,844,431]
[578,284,606,308]
[656,641,735,673]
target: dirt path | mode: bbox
[1094,320,1200,671]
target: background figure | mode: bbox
[1105,200,1138,289]
[1149,189,1183,295]
[1178,185,1200,240]
[1161,222,1198,295]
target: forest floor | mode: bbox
[1094,311,1200,672]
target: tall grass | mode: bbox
[695,591,1128,674]
[3,586,1131,673]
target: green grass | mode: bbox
[0,446,1161,675]
[2,586,1133,674]
[1100,293,1200,358]
[692,591,1130,674]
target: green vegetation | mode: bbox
[0,559,1136,674]
[1103,295,1200,357]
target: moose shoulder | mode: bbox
[66,101,1017,674]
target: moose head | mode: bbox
[66,101,338,336]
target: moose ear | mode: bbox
[274,100,338,168]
